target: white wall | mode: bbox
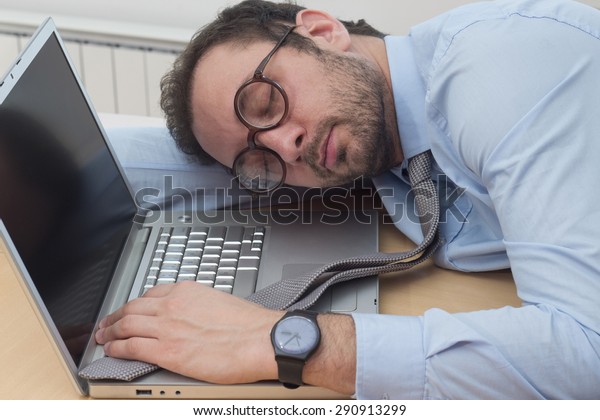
[0,0,505,37]
[2,0,599,39]
[3,1,599,48]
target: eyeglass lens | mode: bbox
[234,81,287,192]
[236,80,286,128]
[233,147,285,191]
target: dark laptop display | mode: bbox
[0,33,136,365]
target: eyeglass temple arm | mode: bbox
[254,25,298,77]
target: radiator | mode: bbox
[0,20,185,117]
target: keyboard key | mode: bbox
[240,242,261,258]
[157,278,177,285]
[149,259,162,270]
[221,250,240,259]
[190,227,208,236]
[232,269,258,298]
[207,226,226,243]
[200,255,220,266]
[215,275,234,293]
[196,274,215,287]
[164,251,184,263]
[167,245,185,253]
[160,262,180,272]
[158,270,178,279]
[196,281,215,288]
[217,267,236,278]
[172,226,191,238]
[145,275,157,287]
[237,258,260,270]
[179,265,199,275]
[169,236,188,246]
[224,226,244,245]
[197,271,216,282]
[215,275,235,286]
[183,249,203,259]
[242,228,254,243]
[199,264,218,275]
[204,245,223,252]
[147,266,160,277]
[218,259,238,269]
[177,273,197,282]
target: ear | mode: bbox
[295,9,351,51]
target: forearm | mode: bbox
[303,313,356,395]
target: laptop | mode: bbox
[0,18,379,399]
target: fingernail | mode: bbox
[95,328,104,343]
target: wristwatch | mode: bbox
[270,310,321,389]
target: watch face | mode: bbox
[273,315,319,355]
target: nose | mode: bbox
[255,123,305,165]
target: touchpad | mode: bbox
[329,280,358,312]
[281,264,357,312]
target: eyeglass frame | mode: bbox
[232,25,298,193]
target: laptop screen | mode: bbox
[0,33,137,365]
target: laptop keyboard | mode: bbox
[142,225,264,297]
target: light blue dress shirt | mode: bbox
[352,0,600,399]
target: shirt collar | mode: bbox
[384,35,430,162]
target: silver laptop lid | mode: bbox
[0,18,140,394]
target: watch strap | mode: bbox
[275,356,304,389]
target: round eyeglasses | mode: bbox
[232,26,296,194]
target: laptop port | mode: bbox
[136,389,152,396]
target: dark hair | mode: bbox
[160,0,386,164]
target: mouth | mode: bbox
[319,125,336,170]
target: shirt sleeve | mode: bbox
[353,304,600,399]
[351,3,600,400]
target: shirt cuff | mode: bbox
[351,313,425,399]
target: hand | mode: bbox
[95,281,282,384]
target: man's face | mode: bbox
[190,36,399,188]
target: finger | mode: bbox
[142,283,175,298]
[103,336,162,366]
[96,314,160,344]
[99,291,170,328]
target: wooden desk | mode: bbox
[377,216,520,316]
[0,220,520,399]
[0,244,82,399]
